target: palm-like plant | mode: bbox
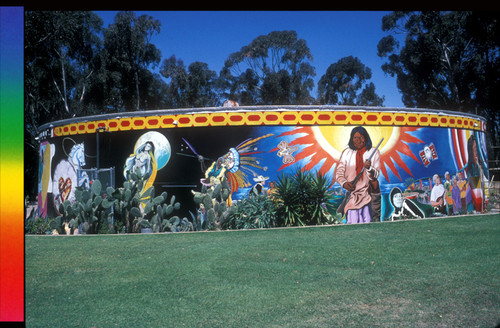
[274,172,302,226]
[274,169,336,226]
[308,171,337,224]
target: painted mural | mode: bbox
[37,141,55,217]
[36,107,490,225]
[51,138,92,212]
[262,124,489,221]
[198,133,272,204]
[123,131,171,198]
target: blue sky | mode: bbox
[95,10,405,107]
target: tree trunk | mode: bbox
[135,70,140,110]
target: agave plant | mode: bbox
[274,172,302,226]
[309,172,336,224]
[274,169,336,226]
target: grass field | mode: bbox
[25,214,500,327]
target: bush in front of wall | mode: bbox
[25,208,52,235]
[105,169,192,233]
[28,170,193,234]
[223,194,278,230]
[50,199,78,234]
[105,170,150,233]
[274,169,337,227]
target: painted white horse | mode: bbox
[68,143,90,189]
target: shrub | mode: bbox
[274,169,337,226]
[25,209,52,235]
[106,169,191,233]
[140,190,193,233]
[273,172,301,226]
[223,194,278,230]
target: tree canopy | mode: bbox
[317,55,384,106]
[378,12,499,113]
[101,11,162,111]
[377,11,499,169]
[223,30,317,105]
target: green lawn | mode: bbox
[25,214,500,327]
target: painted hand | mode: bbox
[344,181,355,192]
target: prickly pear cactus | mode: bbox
[51,200,76,234]
[141,189,190,233]
[191,176,233,230]
[105,174,145,233]
[94,168,193,234]
[72,179,114,234]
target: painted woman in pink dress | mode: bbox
[465,135,487,213]
[335,126,381,224]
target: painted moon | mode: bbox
[134,131,171,170]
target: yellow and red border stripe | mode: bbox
[51,110,486,137]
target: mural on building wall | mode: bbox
[38,141,55,217]
[465,134,488,212]
[37,109,490,224]
[51,138,91,212]
[334,126,382,224]
[388,187,425,220]
[197,134,273,204]
[123,131,171,198]
[419,143,439,167]
[229,124,489,222]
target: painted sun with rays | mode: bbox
[274,126,424,183]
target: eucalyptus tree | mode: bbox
[160,55,188,108]
[160,56,219,108]
[358,82,385,107]
[223,30,316,105]
[101,11,162,111]
[24,11,103,197]
[185,61,219,107]
[25,11,103,120]
[217,66,260,106]
[377,11,499,112]
[317,56,384,106]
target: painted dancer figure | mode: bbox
[335,126,381,224]
[123,140,158,199]
[198,134,273,204]
[124,141,155,181]
[451,175,462,214]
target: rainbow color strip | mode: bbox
[0,7,24,323]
